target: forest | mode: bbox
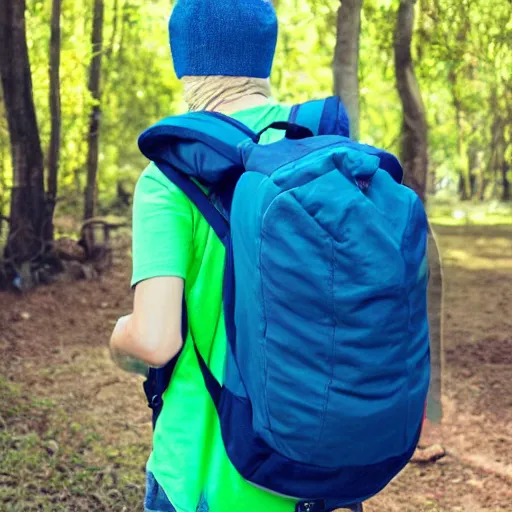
[0,0,511,283]
[0,1,512,511]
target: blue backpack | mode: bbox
[139,98,430,512]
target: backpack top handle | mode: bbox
[254,121,314,143]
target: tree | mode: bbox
[84,0,105,220]
[489,94,511,201]
[0,0,47,264]
[0,0,507,226]
[47,0,62,240]
[394,0,429,202]
[394,0,444,427]
[333,0,363,140]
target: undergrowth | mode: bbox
[0,376,145,511]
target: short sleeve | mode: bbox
[131,164,193,287]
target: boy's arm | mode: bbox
[110,277,184,368]
[110,166,193,371]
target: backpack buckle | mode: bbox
[296,501,364,512]
[149,394,162,410]
[296,500,326,512]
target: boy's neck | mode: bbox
[213,93,270,115]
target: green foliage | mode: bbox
[273,0,339,103]
[0,0,511,223]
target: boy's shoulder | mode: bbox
[135,162,185,198]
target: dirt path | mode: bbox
[1,225,511,511]
[365,225,512,512]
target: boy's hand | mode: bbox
[110,315,149,376]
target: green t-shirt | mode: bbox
[131,102,297,512]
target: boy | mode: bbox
[111,1,318,511]
[111,0,440,509]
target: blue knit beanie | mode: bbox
[169,0,278,79]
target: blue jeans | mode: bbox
[144,472,209,512]
[144,471,362,512]
[144,472,176,512]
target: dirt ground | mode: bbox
[1,224,511,512]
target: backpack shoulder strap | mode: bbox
[138,111,256,246]
[138,111,255,185]
[138,112,251,427]
[289,96,350,138]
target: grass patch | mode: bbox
[0,376,145,511]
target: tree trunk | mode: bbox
[505,100,512,201]
[84,0,105,220]
[468,146,485,201]
[499,99,511,201]
[47,0,62,241]
[457,167,468,201]
[0,103,7,238]
[106,0,119,60]
[395,1,442,423]
[394,0,429,203]
[0,147,7,240]
[488,90,509,202]
[333,0,363,141]
[450,77,471,201]
[502,162,510,201]
[0,0,47,264]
